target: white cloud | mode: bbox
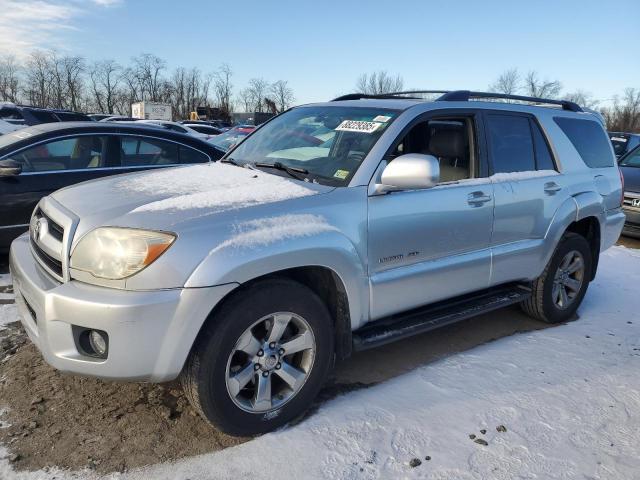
[0,0,121,59]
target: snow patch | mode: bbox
[117,163,318,213]
[211,214,338,253]
[0,305,17,330]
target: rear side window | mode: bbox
[120,137,179,166]
[179,145,209,164]
[486,114,535,174]
[530,121,556,170]
[554,117,614,168]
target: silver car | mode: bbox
[9,90,625,435]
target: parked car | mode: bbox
[9,90,624,436]
[87,113,115,121]
[180,120,232,131]
[0,122,224,251]
[51,110,92,122]
[99,116,138,122]
[0,119,21,135]
[0,103,60,126]
[135,120,213,140]
[609,132,640,158]
[619,144,640,237]
[207,125,255,152]
[180,123,223,136]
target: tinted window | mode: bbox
[179,145,209,164]
[554,117,614,168]
[486,114,535,173]
[6,136,108,172]
[530,120,556,170]
[610,134,629,157]
[120,137,179,166]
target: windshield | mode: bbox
[227,106,399,185]
[209,126,255,151]
[620,145,640,167]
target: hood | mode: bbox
[621,166,640,194]
[52,163,332,228]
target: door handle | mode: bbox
[467,191,492,206]
[544,182,562,194]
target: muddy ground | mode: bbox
[0,235,637,475]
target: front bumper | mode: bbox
[622,207,640,238]
[9,234,237,382]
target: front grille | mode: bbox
[38,210,64,241]
[30,237,63,277]
[623,194,640,211]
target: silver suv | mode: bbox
[9,91,625,435]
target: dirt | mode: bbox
[0,322,245,474]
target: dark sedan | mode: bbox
[619,144,640,238]
[0,122,224,251]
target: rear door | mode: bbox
[484,112,570,285]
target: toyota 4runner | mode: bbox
[9,90,625,435]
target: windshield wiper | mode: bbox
[220,157,239,166]
[254,162,309,180]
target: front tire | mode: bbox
[521,232,592,324]
[182,278,334,436]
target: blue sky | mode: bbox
[0,0,637,105]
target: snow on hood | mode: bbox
[52,163,325,221]
[117,163,318,214]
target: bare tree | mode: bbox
[89,59,121,113]
[62,55,85,111]
[246,77,269,112]
[237,87,253,113]
[602,88,640,132]
[270,80,294,112]
[213,64,233,116]
[488,68,520,95]
[132,53,166,101]
[523,71,562,98]
[23,51,53,107]
[0,56,21,103]
[564,90,599,109]
[355,71,404,95]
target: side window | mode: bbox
[179,145,209,164]
[486,114,535,174]
[7,136,108,172]
[530,120,556,170]
[390,118,474,183]
[120,137,179,166]
[554,117,614,168]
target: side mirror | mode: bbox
[0,159,22,177]
[374,153,440,194]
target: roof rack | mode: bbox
[437,90,582,112]
[331,90,582,112]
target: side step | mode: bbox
[352,283,532,351]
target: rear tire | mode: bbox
[181,278,334,436]
[521,232,592,324]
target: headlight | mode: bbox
[70,227,176,280]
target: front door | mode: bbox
[367,113,494,320]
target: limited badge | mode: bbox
[333,169,349,179]
[335,120,381,133]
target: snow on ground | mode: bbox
[1,246,640,479]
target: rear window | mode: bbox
[554,117,614,168]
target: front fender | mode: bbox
[185,230,369,329]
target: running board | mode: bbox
[352,283,532,351]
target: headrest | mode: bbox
[429,128,466,158]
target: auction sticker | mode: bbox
[373,115,392,122]
[335,120,381,133]
[333,169,349,179]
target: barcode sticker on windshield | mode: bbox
[335,120,381,134]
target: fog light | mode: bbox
[89,330,108,356]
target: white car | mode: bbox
[136,120,212,141]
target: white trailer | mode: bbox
[131,102,172,121]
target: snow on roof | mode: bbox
[116,163,318,213]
